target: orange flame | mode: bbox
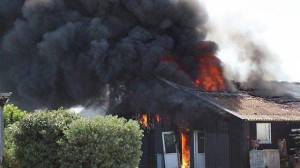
[181,130,190,168]
[140,114,148,127]
[194,42,225,91]
[155,114,160,122]
[160,42,226,91]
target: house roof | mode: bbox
[196,92,300,121]
[159,78,300,121]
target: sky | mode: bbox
[201,0,300,82]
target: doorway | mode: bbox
[162,131,179,168]
[194,130,205,168]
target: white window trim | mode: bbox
[256,123,272,144]
[193,130,205,153]
[162,131,176,154]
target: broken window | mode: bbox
[256,123,271,144]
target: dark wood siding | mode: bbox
[139,130,155,168]
[249,121,300,155]
[228,117,250,168]
[286,122,300,155]
[203,112,230,168]
[249,121,285,150]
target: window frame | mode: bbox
[256,123,272,144]
[194,130,205,154]
[162,131,177,154]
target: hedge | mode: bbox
[59,115,143,168]
[4,108,80,168]
[4,110,143,168]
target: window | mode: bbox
[197,131,205,153]
[256,123,271,144]
[162,132,176,153]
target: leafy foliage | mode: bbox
[4,108,80,168]
[4,110,143,168]
[4,124,19,168]
[3,104,27,127]
[59,115,143,168]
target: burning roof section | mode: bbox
[161,78,300,121]
[0,0,227,110]
[0,0,291,115]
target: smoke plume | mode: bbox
[205,18,287,97]
[225,32,288,97]
[0,0,211,111]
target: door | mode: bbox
[194,130,205,168]
[162,131,179,168]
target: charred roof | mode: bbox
[162,79,300,121]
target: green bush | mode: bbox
[4,108,80,168]
[2,104,27,168]
[4,110,143,168]
[3,104,27,127]
[3,124,19,168]
[59,115,143,168]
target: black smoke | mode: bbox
[0,0,211,111]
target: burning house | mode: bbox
[1,0,300,168]
[112,78,300,168]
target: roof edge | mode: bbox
[157,77,246,120]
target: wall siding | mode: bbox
[228,117,250,168]
[249,121,300,155]
[202,112,230,168]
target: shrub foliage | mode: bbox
[5,108,79,168]
[2,104,27,168]
[3,104,27,127]
[59,115,143,168]
[4,109,143,168]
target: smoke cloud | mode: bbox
[0,0,211,111]
[229,32,277,82]
[205,19,286,97]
